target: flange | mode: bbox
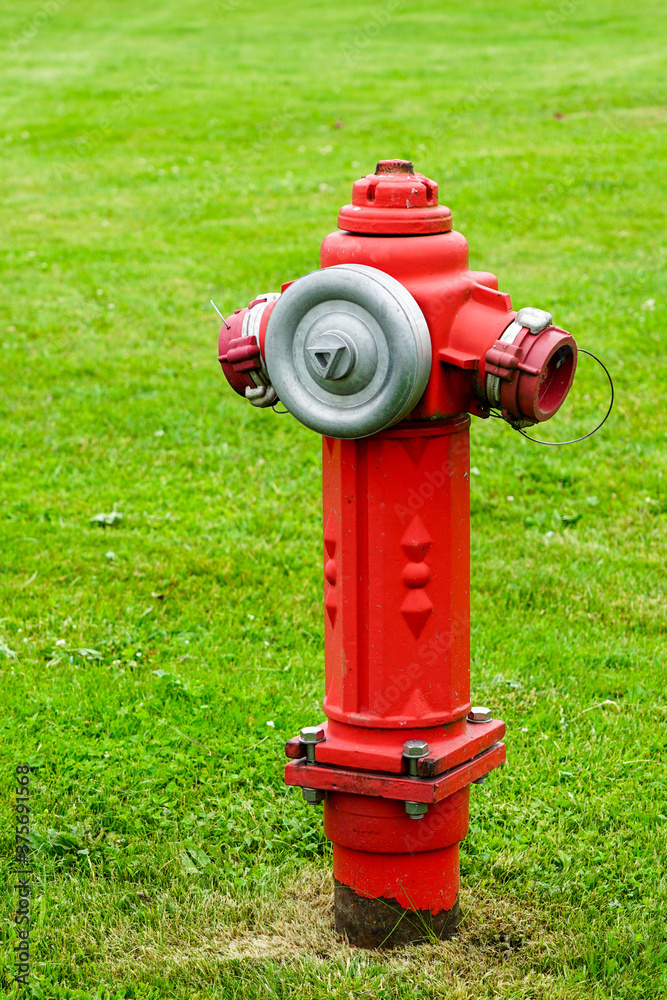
[264,264,431,439]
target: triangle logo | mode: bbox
[307,344,348,379]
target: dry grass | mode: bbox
[100,867,585,998]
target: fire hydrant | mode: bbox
[217,160,578,947]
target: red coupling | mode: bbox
[222,336,261,372]
[218,309,256,396]
[483,320,577,424]
[217,294,280,407]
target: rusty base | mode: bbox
[334,879,460,949]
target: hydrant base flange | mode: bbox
[285,716,506,776]
[285,741,506,803]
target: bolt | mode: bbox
[299,724,326,764]
[467,706,493,724]
[473,774,488,785]
[302,787,325,805]
[405,800,428,820]
[402,738,429,776]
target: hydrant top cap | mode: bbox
[338,159,453,236]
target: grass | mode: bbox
[0,0,666,996]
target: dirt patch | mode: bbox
[105,867,562,978]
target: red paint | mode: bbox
[324,788,469,853]
[333,843,460,913]
[321,419,470,730]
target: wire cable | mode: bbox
[515,349,614,446]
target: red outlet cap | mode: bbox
[337,159,452,235]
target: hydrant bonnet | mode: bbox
[338,159,453,235]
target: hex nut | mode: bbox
[302,787,325,805]
[402,739,429,758]
[473,774,489,785]
[299,725,326,744]
[467,706,493,724]
[404,801,428,819]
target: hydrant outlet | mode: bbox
[263,264,432,438]
[217,293,280,408]
[484,317,577,424]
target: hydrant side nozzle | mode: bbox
[263,264,432,439]
[217,294,280,405]
[483,315,578,425]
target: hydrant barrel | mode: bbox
[321,420,471,729]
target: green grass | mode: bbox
[1,0,666,996]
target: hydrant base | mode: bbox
[332,841,461,947]
[334,880,460,949]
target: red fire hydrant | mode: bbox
[217,160,577,947]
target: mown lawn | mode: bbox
[0,1,665,997]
